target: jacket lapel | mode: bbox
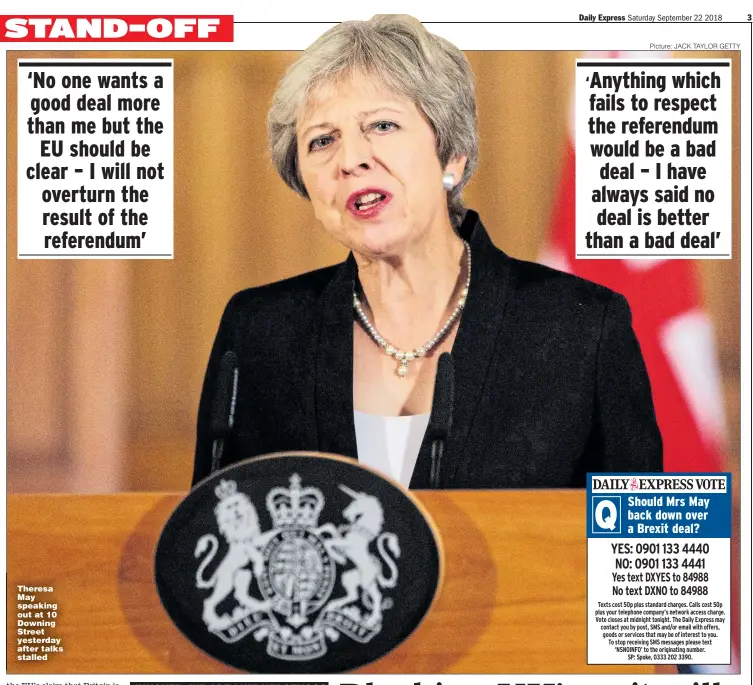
[411,212,513,487]
[314,254,358,459]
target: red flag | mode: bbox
[542,141,728,472]
[540,51,739,673]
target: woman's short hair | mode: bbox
[268,15,478,227]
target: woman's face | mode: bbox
[296,74,465,258]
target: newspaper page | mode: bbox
[3,2,749,685]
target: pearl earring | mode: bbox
[442,172,455,191]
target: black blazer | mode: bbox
[193,211,662,488]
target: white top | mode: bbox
[353,411,430,487]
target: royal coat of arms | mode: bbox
[193,474,401,661]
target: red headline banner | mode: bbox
[0,16,234,42]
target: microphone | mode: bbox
[427,352,454,489]
[209,350,239,475]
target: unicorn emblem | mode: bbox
[319,485,401,629]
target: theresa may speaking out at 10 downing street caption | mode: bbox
[192,15,662,490]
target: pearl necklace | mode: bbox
[353,240,471,377]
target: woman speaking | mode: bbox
[192,15,662,488]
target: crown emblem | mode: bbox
[266,473,324,528]
[215,479,238,500]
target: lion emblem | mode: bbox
[194,480,273,629]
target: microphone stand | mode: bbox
[427,352,455,489]
[209,350,239,475]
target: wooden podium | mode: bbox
[7,491,656,674]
